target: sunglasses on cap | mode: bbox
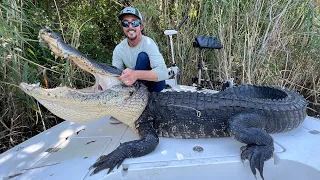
[121,20,141,28]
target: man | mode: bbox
[110,7,169,124]
[112,6,168,92]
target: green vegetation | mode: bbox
[1,0,319,153]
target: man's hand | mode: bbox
[119,68,138,86]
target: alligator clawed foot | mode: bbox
[89,149,126,176]
[240,144,274,180]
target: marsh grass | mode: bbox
[0,0,64,153]
[0,0,319,153]
[138,0,320,115]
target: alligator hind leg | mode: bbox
[227,113,274,180]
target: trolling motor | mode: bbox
[164,29,179,86]
[164,15,189,87]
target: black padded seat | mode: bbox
[193,36,223,49]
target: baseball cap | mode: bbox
[118,7,143,21]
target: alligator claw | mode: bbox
[89,149,126,175]
[240,145,273,180]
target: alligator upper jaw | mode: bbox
[39,27,122,77]
[23,27,128,92]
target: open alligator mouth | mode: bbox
[39,27,124,92]
[19,27,141,123]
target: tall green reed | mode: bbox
[135,0,319,115]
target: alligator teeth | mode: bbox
[55,55,59,60]
[30,82,40,91]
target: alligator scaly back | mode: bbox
[144,85,307,139]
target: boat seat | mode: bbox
[193,35,223,49]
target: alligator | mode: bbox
[19,28,308,179]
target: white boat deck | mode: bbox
[0,86,320,180]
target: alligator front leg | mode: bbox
[89,121,159,175]
[227,113,274,180]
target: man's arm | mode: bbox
[119,68,158,86]
[134,69,158,81]
[146,38,168,82]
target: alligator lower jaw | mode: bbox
[20,82,83,97]
[19,80,133,103]
[18,82,102,123]
[19,81,139,123]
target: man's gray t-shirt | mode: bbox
[112,35,168,81]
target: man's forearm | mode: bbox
[119,68,159,86]
[135,70,159,82]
